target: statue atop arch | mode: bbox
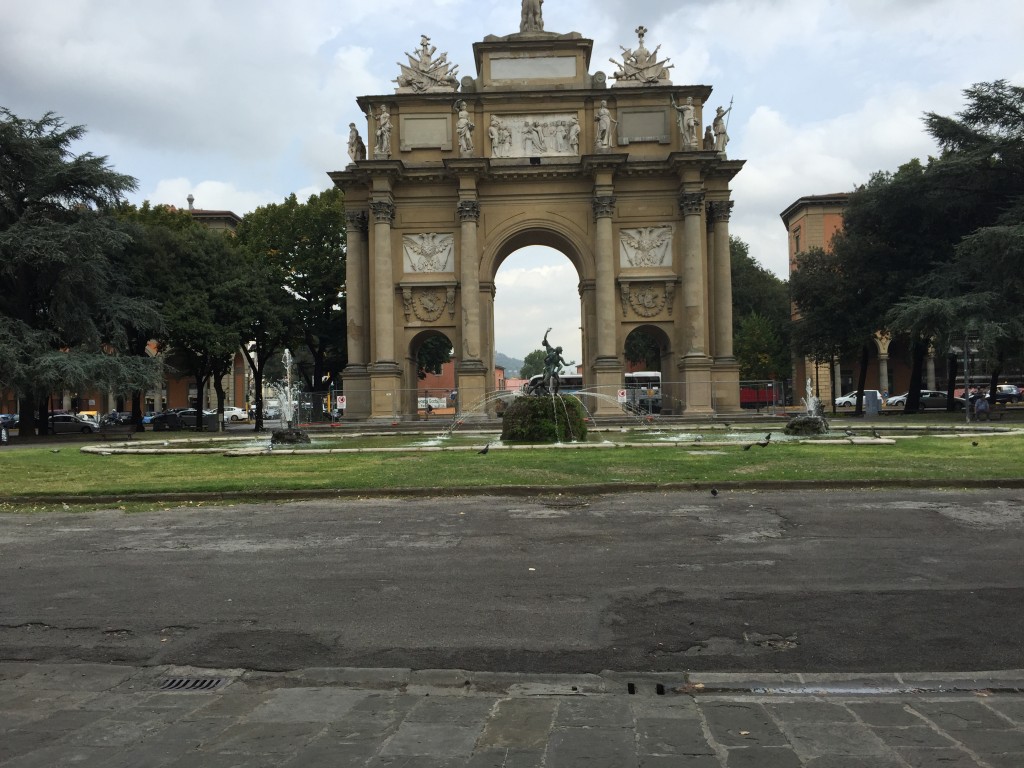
[610,26,673,86]
[394,35,460,93]
[520,0,544,33]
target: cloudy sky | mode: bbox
[3,0,1022,365]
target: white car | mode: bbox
[834,390,884,407]
[222,406,248,422]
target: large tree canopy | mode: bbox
[235,189,347,392]
[0,108,162,436]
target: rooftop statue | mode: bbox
[520,0,544,33]
[610,26,673,86]
[394,35,460,93]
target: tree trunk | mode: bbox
[946,353,958,411]
[904,335,927,414]
[855,342,870,416]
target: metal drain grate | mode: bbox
[158,677,227,692]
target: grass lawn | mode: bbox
[0,420,1020,512]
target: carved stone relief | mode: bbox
[394,35,460,93]
[610,26,673,86]
[403,233,454,273]
[402,286,455,322]
[619,226,673,268]
[618,280,676,318]
[488,113,580,158]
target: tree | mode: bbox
[624,329,660,370]
[0,108,162,437]
[520,349,546,379]
[236,189,347,392]
[730,236,790,380]
[416,334,453,379]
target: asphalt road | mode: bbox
[1,488,1022,674]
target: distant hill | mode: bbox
[495,352,523,377]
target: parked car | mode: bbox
[0,413,19,429]
[222,406,247,422]
[834,390,884,407]
[48,414,97,434]
[993,384,1021,404]
[149,411,184,431]
[177,409,217,428]
[889,390,965,410]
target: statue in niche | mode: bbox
[454,100,475,154]
[374,105,392,157]
[347,123,366,163]
[713,104,732,153]
[520,0,544,33]
[488,116,503,157]
[610,26,673,85]
[671,95,698,149]
[703,125,715,151]
[568,116,581,154]
[594,100,617,149]
[394,35,459,92]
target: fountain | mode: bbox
[785,377,829,436]
[271,349,311,445]
[502,328,588,443]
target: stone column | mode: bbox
[592,195,617,361]
[342,210,371,419]
[456,199,488,416]
[707,199,740,411]
[709,201,735,360]
[368,198,401,420]
[458,200,482,362]
[344,211,369,366]
[878,353,890,397]
[369,200,396,365]
[679,191,706,357]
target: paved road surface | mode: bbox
[2,488,1022,674]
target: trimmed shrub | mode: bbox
[501,395,588,443]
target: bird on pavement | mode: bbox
[710,488,718,497]
[872,429,882,439]
[844,429,856,437]
[478,442,490,455]
[764,432,772,443]
[694,434,703,443]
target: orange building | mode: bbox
[781,193,918,404]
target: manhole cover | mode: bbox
[158,677,227,692]
[540,496,590,509]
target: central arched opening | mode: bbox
[493,245,583,396]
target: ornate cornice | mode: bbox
[678,192,705,216]
[344,211,369,233]
[592,195,616,219]
[457,200,481,222]
[369,201,395,225]
[707,200,734,223]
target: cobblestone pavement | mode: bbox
[2,664,1023,767]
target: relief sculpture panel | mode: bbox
[619,225,674,268]
[403,233,454,273]
[488,113,580,158]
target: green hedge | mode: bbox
[501,395,588,443]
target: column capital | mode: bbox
[592,195,617,220]
[345,210,369,233]
[369,200,395,225]
[707,200,735,222]
[457,200,480,222]
[678,191,705,216]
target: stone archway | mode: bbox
[330,22,743,421]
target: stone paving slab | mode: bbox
[1,664,1023,767]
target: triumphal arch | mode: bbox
[330,12,743,420]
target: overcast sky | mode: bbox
[3,0,1022,365]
